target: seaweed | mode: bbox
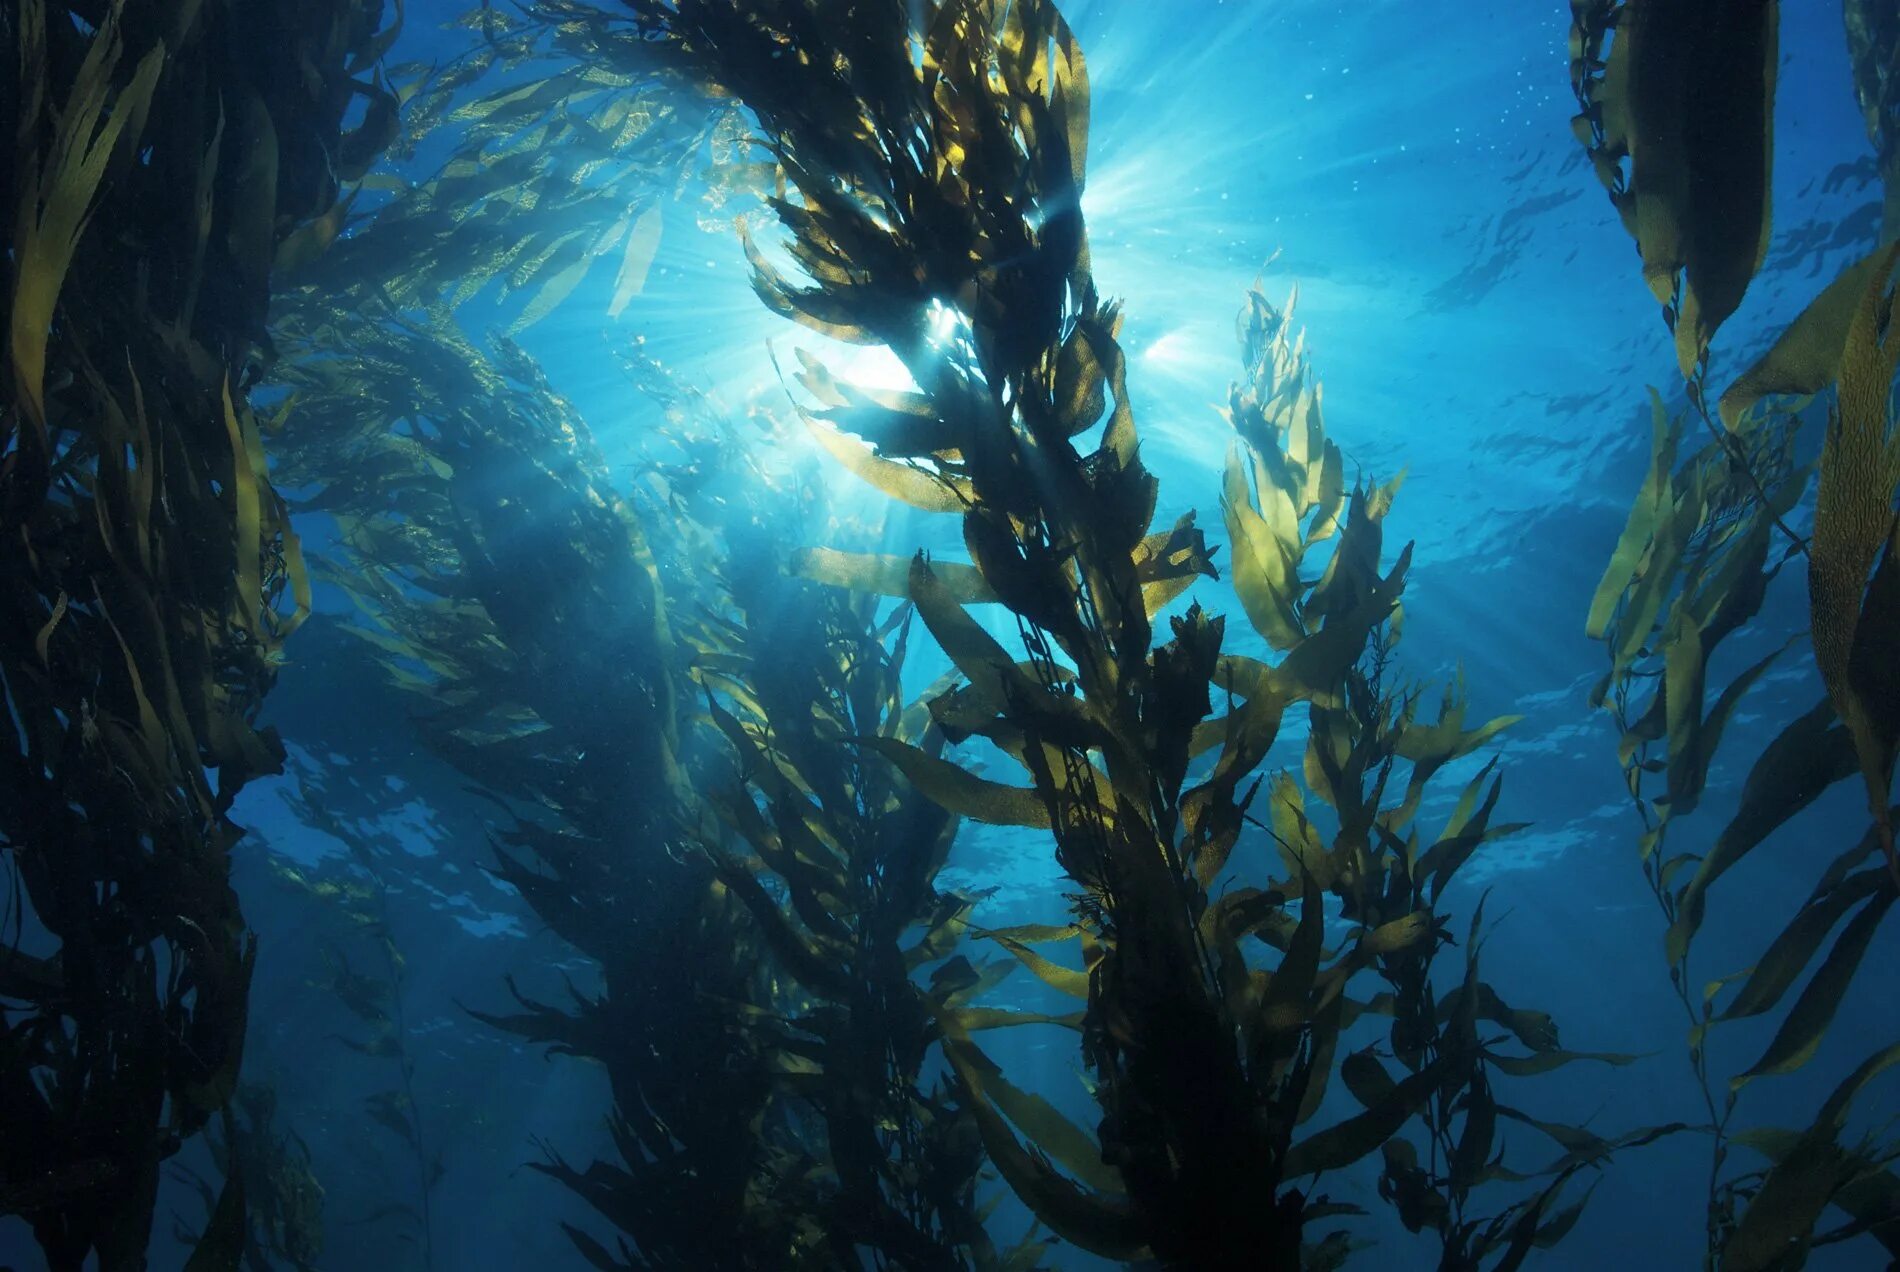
[169,1084,325,1272]
[690,462,1026,1268]
[597,0,1617,1264]
[273,778,445,1268]
[0,1,398,1266]
[1570,0,1900,1263]
[267,174,802,1257]
[1846,0,1900,242]
[250,8,1052,1259]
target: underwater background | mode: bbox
[2,0,1897,1268]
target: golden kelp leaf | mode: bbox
[1256,873,1325,1043]
[509,251,593,332]
[945,1006,1083,1031]
[1725,1041,1900,1272]
[34,592,67,666]
[907,553,1058,726]
[984,933,1089,1000]
[1728,1130,1900,1264]
[1718,243,1897,428]
[1275,542,1413,707]
[717,865,853,998]
[1731,890,1895,1088]
[1450,1078,1498,1189]
[1222,446,1303,651]
[221,380,265,640]
[9,25,164,440]
[1455,982,1562,1054]
[1339,1049,1396,1109]
[790,547,996,603]
[806,418,974,513]
[1588,391,1679,641]
[1483,1049,1642,1078]
[1265,771,1328,888]
[274,189,358,273]
[981,921,1088,943]
[1054,322,1108,435]
[939,1037,1145,1259]
[1812,244,1900,876]
[1358,911,1432,958]
[1046,2,1090,189]
[905,896,978,970]
[1415,763,1522,903]
[1716,868,1890,1024]
[607,204,663,318]
[94,598,168,780]
[1282,1058,1445,1178]
[858,736,1050,828]
[1658,622,1788,822]
[338,74,402,182]
[1665,702,1856,962]
[1596,0,1779,375]
[940,1031,1118,1192]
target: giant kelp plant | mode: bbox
[0,1,397,1266]
[593,0,1659,1266]
[1571,0,1900,1265]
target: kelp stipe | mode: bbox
[599,0,1627,1264]
[1570,0,1900,1264]
[0,1,398,1265]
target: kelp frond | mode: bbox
[1571,0,1900,1264]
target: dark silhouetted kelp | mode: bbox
[169,1083,324,1272]
[1571,0,1900,1264]
[1,1,397,1266]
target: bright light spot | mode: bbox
[927,298,963,345]
[826,342,917,393]
[1140,329,1195,367]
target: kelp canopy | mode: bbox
[3,0,1897,1269]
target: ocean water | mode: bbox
[3,0,1895,1269]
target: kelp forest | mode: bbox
[0,1,1896,1269]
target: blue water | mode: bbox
[7,1,1891,1267]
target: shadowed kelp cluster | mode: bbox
[0,0,397,1266]
[1571,0,1900,1264]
